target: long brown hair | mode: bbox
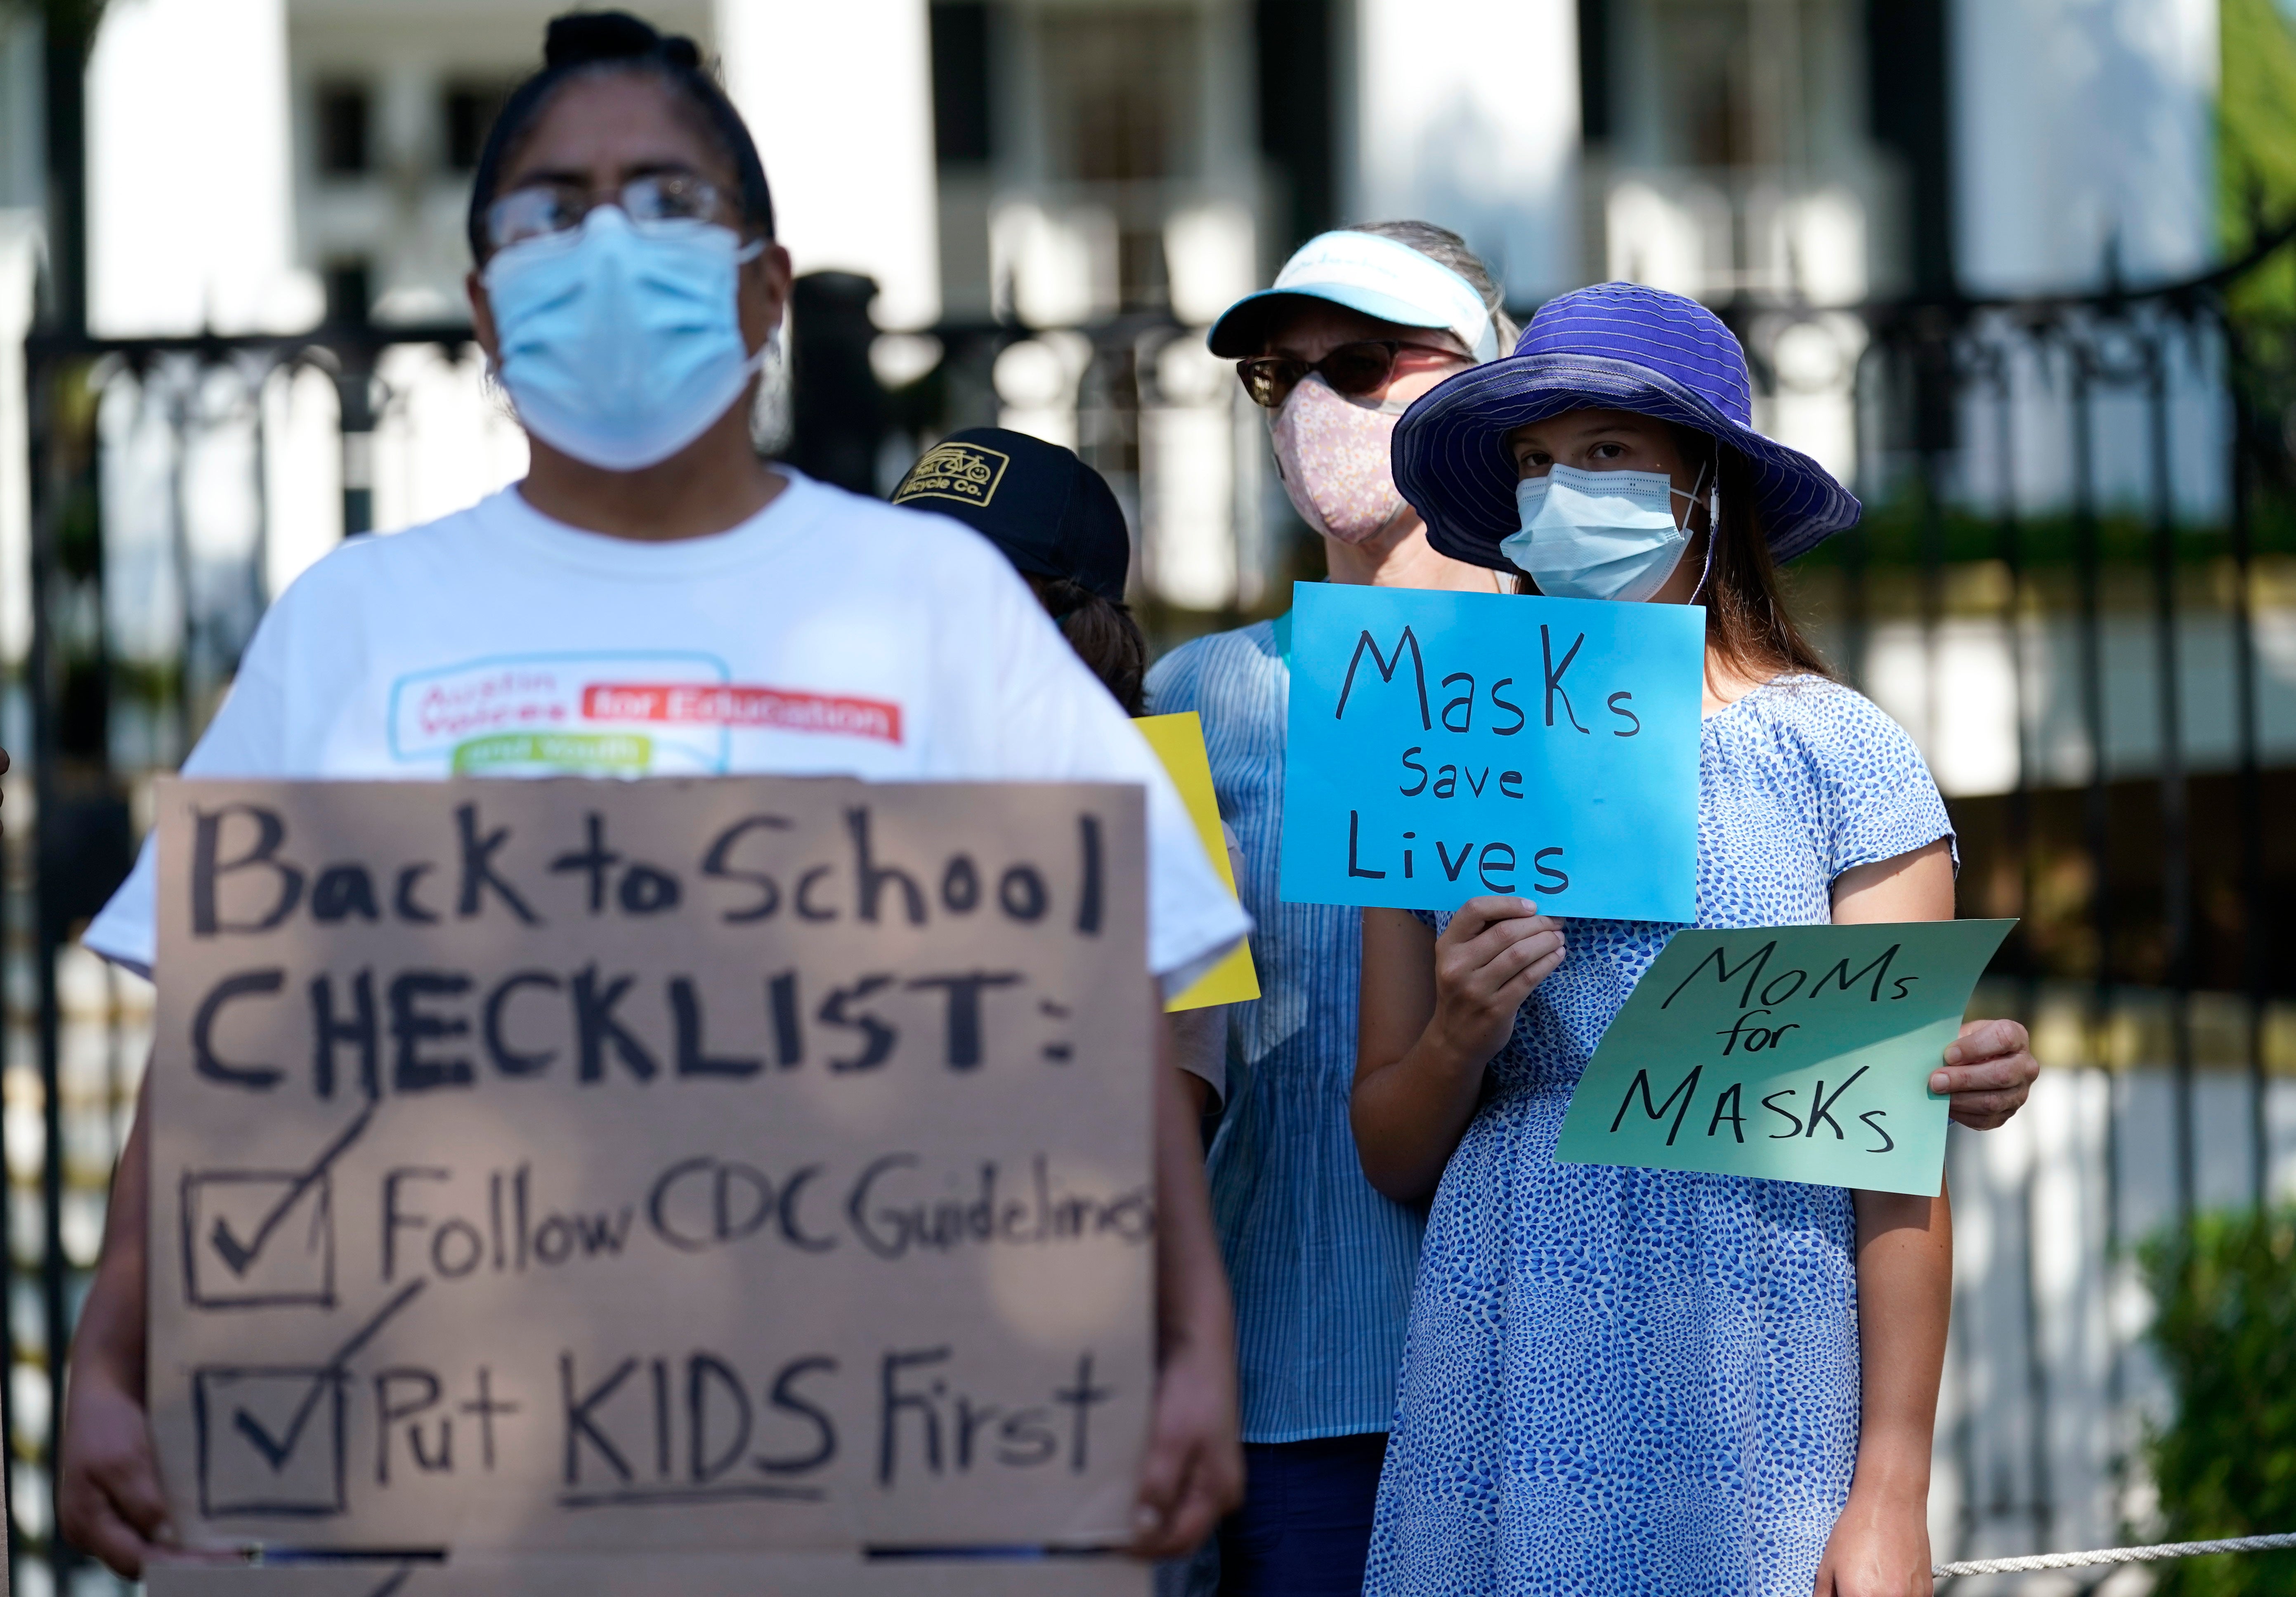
[1694,438,1833,681]
[1512,433,1832,683]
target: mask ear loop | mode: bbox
[1677,456,1718,603]
[733,237,775,369]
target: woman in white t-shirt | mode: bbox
[57,11,1249,1574]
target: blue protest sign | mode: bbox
[1279,583,1703,920]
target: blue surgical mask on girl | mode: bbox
[483,205,765,471]
[1499,463,1711,603]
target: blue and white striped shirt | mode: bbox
[1148,617,1425,1443]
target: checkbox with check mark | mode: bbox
[182,1169,336,1309]
[179,1107,371,1311]
[188,1279,427,1524]
[194,1364,349,1517]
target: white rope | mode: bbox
[1935,1531,2296,1578]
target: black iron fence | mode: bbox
[8,318,473,1594]
[5,239,2296,1588]
[1824,230,2295,1210]
[1790,234,2296,1575]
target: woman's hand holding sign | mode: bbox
[1934,1018,2039,1130]
[1353,897,1564,1203]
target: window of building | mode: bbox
[444,80,517,173]
[323,258,372,325]
[1594,2,1889,302]
[1255,0,1337,248]
[1039,9,1197,185]
[1631,0,1836,173]
[1650,1,1761,168]
[1037,8,1198,309]
[1578,0,1614,143]
[931,2,993,167]
[316,80,372,178]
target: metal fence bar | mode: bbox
[27,350,83,1592]
[2226,322,2272,1209]
[1949,1127,1980,1569]
[1988,341,2036,984]
[337,353,376,539]
[2063,333,2137,1531]
[2142,328,2198,1226]
[2,574,16,1591]
[2020,1153,2058,1554]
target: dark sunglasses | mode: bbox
[1235,339,1468,409]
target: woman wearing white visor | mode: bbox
[1150,222,1515,1596]
[1149,229,2044,1596]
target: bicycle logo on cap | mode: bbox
[891,441,1010,508]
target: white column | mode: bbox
[86,0,315,336]
[1346,0,1582,303]
[1952,0,2218,294]
[717,0,941,330]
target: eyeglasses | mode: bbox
[1235,340,1469,409]
[485,173,736,251]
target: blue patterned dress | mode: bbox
[1363,675,1955,1597]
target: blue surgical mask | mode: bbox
[1499,463,1707,602]
[483,206,764,471]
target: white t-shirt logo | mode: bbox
[580,682,902,743]
[389,652,904,776]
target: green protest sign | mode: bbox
[1555,920,2014,1196]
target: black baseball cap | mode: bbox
[890,427,1131,605]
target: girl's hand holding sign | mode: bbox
[1353,898,1563,1204]
[1429,899,1566,1066]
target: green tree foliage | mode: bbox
[2222,0,2296,314]
[2142,1205,2296,1595]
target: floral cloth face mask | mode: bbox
[1268,375,1413,545]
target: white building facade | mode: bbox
[0,0,2211,620]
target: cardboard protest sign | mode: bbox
[1279,583,1703,920]
[146,1552,1149,1597]
[148,777,1155,1557]
[1133,713,1259,1011]
[1555,920,2015,1195]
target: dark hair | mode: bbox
[1344,220,1519,353]
[1025,575,1148,716]
[1512,433,1832,683]
[1696,443,1831,682]
[465,11,774,262]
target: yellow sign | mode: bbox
[1136,712,1261,1011]
[891,439,1011,510]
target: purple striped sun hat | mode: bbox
[1392,281,1860,570]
